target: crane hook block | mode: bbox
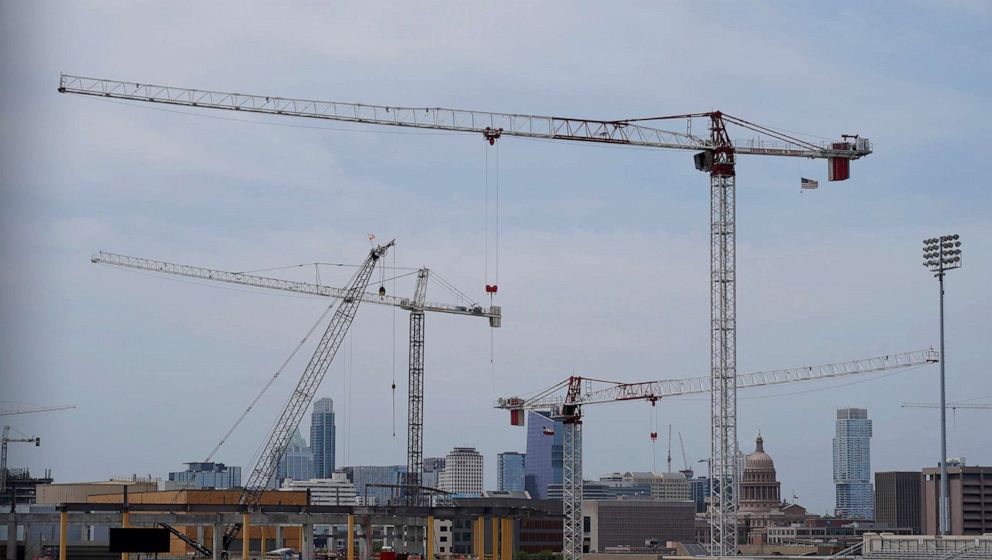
[378,286,386,296]
[483,127,503,145]
[485,284,498,294]
[650,432,658,441]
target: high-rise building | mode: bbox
[422,457,446,490]
[276,428,314,484]
[165,462,241,490]
[497,452,526,492]
[311,398,336,478]
[874,471,922,532]
[524,411,563,499]
[342,465,407,505]
[438,447,483,495]
[922,464,992,535]
[833,408,874,519]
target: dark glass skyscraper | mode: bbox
[524,410,563,499]
[311,397,336,478]
[497,452,526,492]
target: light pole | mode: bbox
[922,234,962,535]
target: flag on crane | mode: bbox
[801,177,819,190]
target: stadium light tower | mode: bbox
[922,233,962,536]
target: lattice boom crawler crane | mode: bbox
[90,250,500,509]
[495,349,937,559]
[59,74,872,555]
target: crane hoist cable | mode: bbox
[391,248,397,438]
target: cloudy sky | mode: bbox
[1,1,990,514]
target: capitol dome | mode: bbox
[746,434,775,471]
[740,433,781,512]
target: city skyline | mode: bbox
[1,1,990,517]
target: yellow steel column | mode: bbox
[59,511,68,560]
[426,516,434,560]
[491,518,498,560]
[347,514,355,560]
[500,518,512,560]
[121,511,130,560]
[474,516,484,560]
[242,513,251,560]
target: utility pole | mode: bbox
[922,234,962,535]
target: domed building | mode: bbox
[740,433,781,511]
[737,433,808,546]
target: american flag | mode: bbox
[801,177,819,190]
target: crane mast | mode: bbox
[223,240,393,551]
[61,73,872,557]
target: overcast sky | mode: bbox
[1,1,990,515]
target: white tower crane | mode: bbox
[58,74,872,555]
[902,402,992,410]
[0,404,72,503]
[1,427,40,504]
[495,348,937,558]
[90,251,499,506]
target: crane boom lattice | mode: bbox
[223,240,393,550]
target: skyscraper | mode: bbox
[438,447,483,495]
[833,408,874,519]
[311,398,336,478]
[276,428,313,484]
[524,411,563,499]
[497,452,526,492]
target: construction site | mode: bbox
[1,4,990,560]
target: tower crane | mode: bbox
[1,427,40,504]
[495,348,937,558]
[90,251,499,505]
[58,74,872,555]
[902,402,992,410]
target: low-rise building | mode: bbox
[280,472,358,505]
[922,464,992,535]
[583,499,694,552]
[165,461,241,490]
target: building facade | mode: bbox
[875,471,922,532]
[342,465,407,505]
[276,428,314,485]
[583,499,695,552]
[524,411,563,499]
[280,472,358,506]
[439,447,483,495]
[498,452,526,492]
[922,464,992,535]
[620,471,689,501]
[422,457,445,490]
[833,408,873,519]
[166,462,241,490]
[311,398,336,478]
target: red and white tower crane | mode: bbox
[58,74,872,556]
[495,348,937,558]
